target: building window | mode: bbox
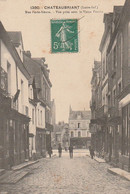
[103,56,105,77]
[78,131,81,137]
[32,108,34,124]
[108,94,111,107]
[40,110,42,125]
[118,82,122,94]
[113,45,117,69]
[21,80,24,105]
[38,109,40,125]
[78,123,80,128]
[7,62,11,94]
[30,87,33,99]
[71,131,74,137]
[113,89,116,106]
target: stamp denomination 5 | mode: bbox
[51,19,78,53]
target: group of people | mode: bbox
[47,144,74,159]
[48,144,95,159]
[58,144,73,159]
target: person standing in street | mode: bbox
[69,145,73,159]
[48,146,53,158]
[89,146,95,159]
[58,143,62,158]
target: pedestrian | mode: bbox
[89,146,95,159]
[69,145,73,159]
[58,143,62,158]
[48,146,53,158]
[65,146,68,152]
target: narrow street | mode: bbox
[0,150,130,194]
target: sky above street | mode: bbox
[0,0,125,123]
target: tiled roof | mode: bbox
[32,58,52,87]
[0,22,30,79]
[23,54,41,89]
[69,110,91,120]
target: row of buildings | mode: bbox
[90,0,130,172]
[51,121,69,149]
[0,22,54,169]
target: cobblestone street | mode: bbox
[0,150,130,194]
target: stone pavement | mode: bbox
[0,150,130,194]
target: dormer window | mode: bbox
[77,115,81,119]
[30,87,33,99]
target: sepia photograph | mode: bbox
[0,0,130,193]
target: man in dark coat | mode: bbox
[48,146,52,158]
[89,146,95,159]
[69,145,73,158]
[58,143,62,157]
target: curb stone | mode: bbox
[12,160,39,171]
[107,168,130,181]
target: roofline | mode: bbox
[107,0,130,54]
[0,21,30,80]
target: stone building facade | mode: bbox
[24,54,53,158]
[69,107,91,149]
[0,21,53,169]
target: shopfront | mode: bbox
[119,103,130,172]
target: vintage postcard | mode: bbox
[0,0,130,193]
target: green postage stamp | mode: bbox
[51,19,78,53]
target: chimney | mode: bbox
[103,13,113,31]
[69,105,72,113]
[41,57,45,63]
[24,50,31,58]
[44,64,48,69]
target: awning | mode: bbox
[90,119,98,124]
[90,117,107,125]
[96,117,107,125]
[108,116,122,125]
